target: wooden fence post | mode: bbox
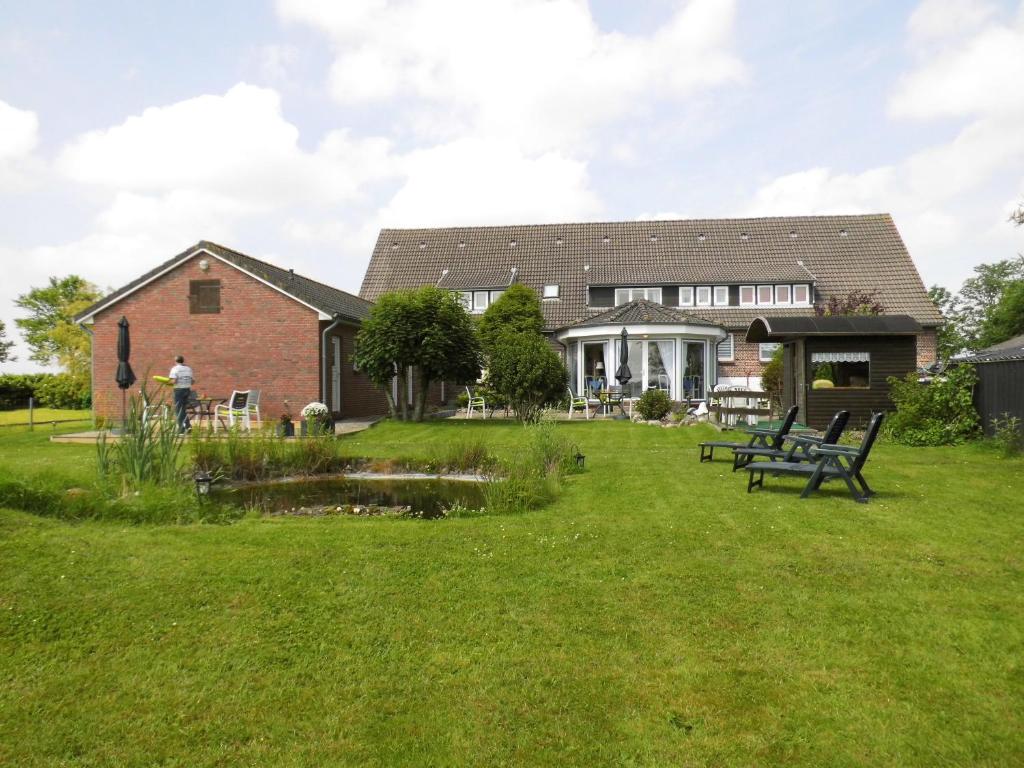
[28,396,34,431]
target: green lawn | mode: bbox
[0,420,1021,766]
[0,407,90,426]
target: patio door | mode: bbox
[617,339,675,399]
[582,341,609,398]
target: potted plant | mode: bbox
[300,402,331,436]
[278,413,295,437]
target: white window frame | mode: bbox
[759,342,781,362]
[615,287,662,305]
[739,285,756,306]
[717,333,735,362]
[793,284,811,305]
[490,289,505,304]
[679,286,694,306]
[473,291,489,313]
[713,286,729,306]
[757,285,774,305]
[695,286,712,306]
[775,285,791,305]
[542,284,559,299]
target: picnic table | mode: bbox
[597,389,632,418]
[711,389,771,425]
[190,395,227,430]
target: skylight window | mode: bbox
[602,235,610,244]
[649,234,658,242]
[509,239,517,247]
[789,230,798,239]
[418,241,426,249]
[740,232,750,241]
[697,233,706,242]
[839,228,848,237]
[457,240,465,248]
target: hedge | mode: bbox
[0,373,91,410]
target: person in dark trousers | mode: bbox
[168,355,195,433]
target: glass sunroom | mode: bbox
[557,300,728,402]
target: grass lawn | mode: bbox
[1,420,1022,766]
[0,407,91,426]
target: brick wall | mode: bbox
[718,335,767,385]
[325,323,390,417]
[916,329,937,368]
[91,254,321,423]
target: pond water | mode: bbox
[214,475,486,518]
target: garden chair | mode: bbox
[731,409,850,471]
[465,386,487,419]
[698,405,798,463]
[567,387,590,420]
[745,412,884,503]
[246,389,263,428]
[214,390,252,432]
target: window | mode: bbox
[717,334,734,362]
[739,285,755,306]
[473,291,489,312]
[713,286,729,305]
[458,291,472,311]
[189,280,221,314]
[614,287,662,305]
[811,351,870,388]
[489,289,504,303]
[759,343,781,362]
[757,285,774,305]
[775,285,791,304]
[542,284,560,299]
[696,286,712,306]
[793,284,810,305]
[679,286,694,306]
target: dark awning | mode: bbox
[745,314,922,343]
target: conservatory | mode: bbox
[556,300,728,402]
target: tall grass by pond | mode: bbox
[96,392,183,488]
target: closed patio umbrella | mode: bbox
[115,316,136,429]
[615,327,632,386]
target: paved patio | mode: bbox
[49,417,382,444]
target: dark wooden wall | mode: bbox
[802,336,917,429]
[973,360,1024,436]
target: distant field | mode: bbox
[0,408,90,427]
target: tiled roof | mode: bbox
[958,333,1024,363]
[567,299,716,329]
[360,214,942,331]
[76,241,373,324]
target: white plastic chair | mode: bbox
[465,386,486,419]
[567,387,590,420]
[214,390,252,432]
[246,389,262,428]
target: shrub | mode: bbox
[884,364,980,446]
[636,389,672,420]
[486,331,566,423]
[990,413,1024,457]
[0,373,52,410]
[35,372,91,409]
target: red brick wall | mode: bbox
[916,329,937,367]
[718,335,767,383]
[324,324,390,417]
[91,254,321,423]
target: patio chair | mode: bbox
[698,405,798,463]
[246,389,263,428]
[745,412,884,503]
[465,386,487,419]
[214,390,252,432]
[732,410,850,471]
[567,387,590,420]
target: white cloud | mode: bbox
[906,0,997,48]
[0,99,37,161]
[277,0,744,153]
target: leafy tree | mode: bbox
[927,284,968,360]
[884,364,979,446]
[760,344,784,411]
[814,289,883,317]
[478,284,544,355]
[0,320,14,363]
[485,331,566,423]
[353,286,482,422]
[955,256,1024,349]
[978,280,1024,347]
[14,276,101,381]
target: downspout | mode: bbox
[321,313,345,414]
[79,322,95,427]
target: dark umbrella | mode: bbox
[615,327,632,386]
[115,316,136,429]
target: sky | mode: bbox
[1,0,1022,372]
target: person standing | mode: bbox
[168,355,195,433]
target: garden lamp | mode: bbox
[194,471,213,497]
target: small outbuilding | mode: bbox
[745,314,923,429]
[955,333,1024,436]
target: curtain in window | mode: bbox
[811,352,870,363]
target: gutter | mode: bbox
[78,322,96,427]
[321,312,345,413]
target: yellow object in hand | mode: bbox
[152,375,172,386]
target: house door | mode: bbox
[331,337,341,413]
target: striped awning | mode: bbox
[811,351,870,363]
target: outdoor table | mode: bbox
[598,390,628,417]
[192,396,226,430]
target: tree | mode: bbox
[486,331,566,423]
[353,286,482,422]
[0,320,14,363]
[761,344,784,412]
[15,276,101,377]
[478,284,544,355]
[928,284,968,360]
[814,289,883,317]
[978,280,1024,347]
[955,256,1024,348]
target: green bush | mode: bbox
[990,413,1024,457]
[884,364,980,446]
[481,422,580,515]
[35,372,91,409]
[635,389,672,420]
[486,331,566,423]
[0,373,51,410]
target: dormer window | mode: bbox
[739,286,756,306]
[713,286,729,305]
[615,287,662,305]
[775,285,791,304]
[679,286,694,306]
[695,286,712,306]
[542,284,560,299]
[757,285,774,305]
[793,284,810,305]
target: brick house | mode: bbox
[359,214,941,402]
[76,241,388,424]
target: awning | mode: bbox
[745,314,921,343]
[811,351,870,363]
